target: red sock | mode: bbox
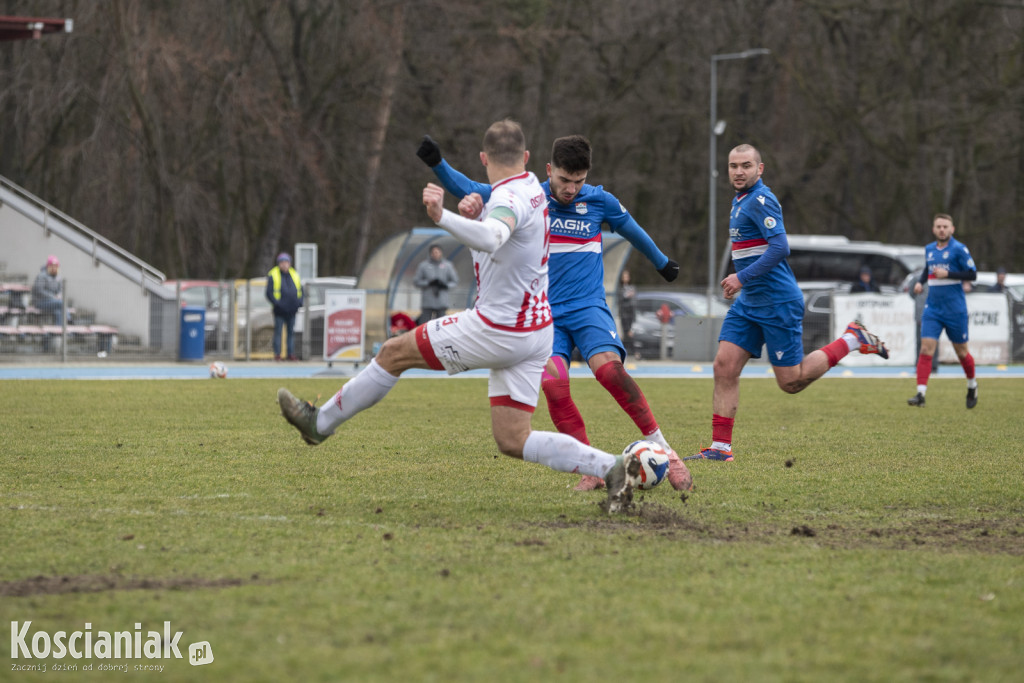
[541,377,589,444]
[712,414,734,445]
[959,353,975,380]
[916,354,933,387]
[821,338,850,368]
[594,360,659,435]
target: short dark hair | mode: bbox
[550,135,592,174]
[482,119,526,166]
[731,143,762,165]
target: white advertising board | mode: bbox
[936,293,1010,365]
[323,289,366,362]
[831,293,916,365]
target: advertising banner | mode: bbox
[936,293,1010,365]
[323,289,365,362]
[832,293,916,365]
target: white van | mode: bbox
[784,234,924,287]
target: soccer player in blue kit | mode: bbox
[907,213,978,408]
[688,144,890,462]
[417,133,691,491]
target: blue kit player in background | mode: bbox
[417,133,691,491]
[907,213,978,408]
[688,144,890,463]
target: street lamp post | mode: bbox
[707,49,771,299]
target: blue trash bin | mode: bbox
[179,306,206,361]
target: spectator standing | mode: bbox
[278,118,650,514]
[265,253,303,361]
[413,244,459,325]
[419,134,689,492]
[617,269,637,349]
[907,213,978,408]
[851,265,880,292]
[688,144,889,463]
[988,267,1007,293]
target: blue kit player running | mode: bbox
[688,144,889,462]
[417,133,691,491]
[907,213,978,408]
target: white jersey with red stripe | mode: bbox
[471,171,553,331]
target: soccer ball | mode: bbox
[208,361,228,379]
[623,440,670,490]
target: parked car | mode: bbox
[965,270,1024,301]
[629,291,731,359]
[247,276,357,358]
[783,234,924,287]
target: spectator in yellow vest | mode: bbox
[265,253,303,361]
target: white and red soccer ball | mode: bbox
[208,361,228,379]
[623,440,670,490]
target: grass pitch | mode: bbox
[2,375,1023,682]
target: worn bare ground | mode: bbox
[548,500,1024,555]
[0,574,267,598]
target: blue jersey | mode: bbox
[431,161,669,316]
[923,237,975,317]
[728,179,802,307]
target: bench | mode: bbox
[0,323,119,354]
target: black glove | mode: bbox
[429,279,447,289]
[658,259,680,282]
[417,135,443,168]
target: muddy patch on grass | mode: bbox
[0,574,267,597]
[543,502,1024,555]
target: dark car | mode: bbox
[629,291,731,359]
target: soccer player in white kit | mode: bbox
[278,119,645,513]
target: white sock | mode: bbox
[968,379,978,390]
[711,441,732,452]
[522,431,617,479]
[644,428,671,452]
[917,385,927,395]
[842,332,859,353]
[316,359,399,434]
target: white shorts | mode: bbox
[415,309,553,408]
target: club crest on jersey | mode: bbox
[575,202,588,215]
[764,217,777,229]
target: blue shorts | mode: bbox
[921,306,969,344]
[719,298,805,367]
[551,304,625,363]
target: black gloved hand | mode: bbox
[417,135,443,168]
[429,279,447,289]
[658,259,680,282]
